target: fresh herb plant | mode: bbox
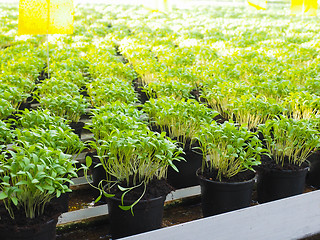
[258,116,320,166]
[196,121,264,181]
[35,77,80,97]
[86,77,137,107]
[142,79,195,100]
[15,109,71,130]
[85,128,184,213]
[143,97,218,147]
[282,91,320,120]
[230,95,285,130]
[0,98,15,120]
[85,102,148,140]
[0,143,78,219]
[0,120,14,145]
[14,126,85,155]
[0,84,29,109]
[39,94,89,122]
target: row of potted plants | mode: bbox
[84,106,320,238]
[0,108,82,239]
[2,3,320,239]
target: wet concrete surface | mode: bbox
[67,188,98,212]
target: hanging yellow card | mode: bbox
[304,0,317,16]
[290,0,304,15]
[18,0,74,35]
[290,0,317,16]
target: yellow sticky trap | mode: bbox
[290,0,304,15]
[304,0,317,16]
[290,0,317,16]
[247,0,267,10]
[18,0,74,35]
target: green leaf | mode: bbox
[56,190,61,198]
[0,191,8,200]
[31,179,39,184]
[16,180,28,186]
[86,156,92,168]
[94,194,102,203]
[11,197,18,206]
[118,205,132,211]
[118,185,131,191]
[103,192,115,198]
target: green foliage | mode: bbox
[0,98,15,120]
[14,126,85,155]
[282,91,320,120]
[35,77,80,97]
[0,143,78,219]
[50,56,90,87]
[259,116,320,166]
[85,101,148,140]
[0,120,14,145]
[39,94,89,122]
[0,74,35,94]
[16,109,71,130]
[86,128,183,212]
[2,51,44,82]
[86,77,137,107]
[91,129,183,186]
[231,94,285,129]
[143,97,218,147]
[87,51,136,81]
[196,121,265,181]
[142,80,195,100]
[0,83,30,108]
[202,81,254,120]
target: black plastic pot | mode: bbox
[107,195,166,239]
[51,192,70,213]
[306,151,320,188]
[18,101,31,111]
[50,180,70,213]
[1,217,58,240]
[167,148,202,189]
[69,121,85,138]
[257,164,309,203]
[91,161,108,200]
[91,161,107,188]
[196,169,255,217]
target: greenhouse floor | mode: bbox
[55,184,320,240]
[57,196,201,240]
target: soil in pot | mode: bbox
[197,168,256,217]
[0,203,60,240]
[256,155,309,203]
[106,178,173,239]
